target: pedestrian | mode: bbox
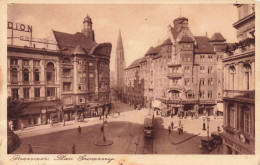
[21,123,24,131]
[217,126,221,132]
[78,126,81,135]
[72,144,75,154]
[168,125,171,134]
[28,144,33,154]
[179,120,182,127]
[63,119,65,126]
[171,121,174,129]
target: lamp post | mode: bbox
[202,116,210,154]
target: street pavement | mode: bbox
[12,101,224,154]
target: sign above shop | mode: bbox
[8,21,32,33]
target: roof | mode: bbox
[161,38,173,46]
[170,27,179,40]
[139,56,148,63]
[194,36,215,54]
[210,33,226,42]
[125,57,143,70]
[179,36,194,43]
[53,30,97,54]
[117,29,124,50]
[145,45,162,56]
[73,45,86,54]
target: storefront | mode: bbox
[62,105,75,121]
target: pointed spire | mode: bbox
[117,29,123,50]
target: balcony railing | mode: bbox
[168,62,181,67]
[223,90,254,98]
[167,73,183,79]
[24,97,47,102]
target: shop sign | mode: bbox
[8,21,32,33]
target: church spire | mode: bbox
[117,29,123,50]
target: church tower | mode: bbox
[82,14,95,41]
[115,29,126,97]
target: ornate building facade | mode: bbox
[221,4,255,154]
[7,15,112,129]
[114,30,126,99]
[124,17,226,116]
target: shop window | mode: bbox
[23,68,29,83]
[23,88,30,99]
[35,88,40,97]
[12,88,19,99]
[11,68,18,83]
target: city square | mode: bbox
[6,3,255,156]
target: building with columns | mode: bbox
[7,14,112,129]
[221,4,255,154]
[114,30,126,100]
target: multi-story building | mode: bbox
[7,15,112,129]
[221,4,255,154]
[7,45,61,129]
[124,17,226,116]
[114,30,126,100]
[53,15,112,120]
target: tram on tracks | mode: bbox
[143,109,155,138]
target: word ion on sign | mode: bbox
[8,21,32,33]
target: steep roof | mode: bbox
[210,33,226,42]
[139,56,148,63]
[53,30,97,54]
[125,57,143,70]
[194,36,215,54]
[179,36,194,43]
[170,27,179,40]
[161,38,173,46]
[117,29,124,50]
[145,45,161,56]
[73,45,86,54]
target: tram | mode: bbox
[143,109,155,138]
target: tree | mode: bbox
[7,97,28,121]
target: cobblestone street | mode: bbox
[12,101,223,154]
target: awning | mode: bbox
[21,107,41,115]
[46,106,57,112]
[217,103,223,112]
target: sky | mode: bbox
[7,4,238,71]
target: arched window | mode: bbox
[46,62,55,83]
[230,66,236,90]
[186,90,194,99]
[241,105,250,134]
[11,68,18,83]
[23,68,29,83]
[34,69,40,83]
[170,90,180,99]
[228,103,236,128]
[243,63,251,90]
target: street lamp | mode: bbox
[202,116,210,154]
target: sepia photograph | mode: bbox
[2,1,258,164]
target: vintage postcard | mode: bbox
[0,0,259,165]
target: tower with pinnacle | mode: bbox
[115,29,126,98]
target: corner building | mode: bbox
[124,17,225,116]
[221,4,255,154]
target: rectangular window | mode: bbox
[208,66,213,74]
[79,97,85,103]
[63,96,72,104]
[63,82,71,91]
[89,62,94,66]
[23,88,30,99]
[79,85,82,90]
[47,72,52,81]
[244,111,250,134]
[208,55,213,62]
[63,69,71,76]
[89,73,94,78]
[47,88,55,97]
[34,60,40,66]
[200,90,205,98]
[184,78,190,86]
[11,59,18,65]
[200,66,205,73]
[12,88,19,99]
[208,91,213,98]
[35,88,40,97]
[200,55,205,62]
[200,78,205,86]
[23,59,29,66]
[208,78,213,86]
[184,66,190,73]
[230,108,236,128]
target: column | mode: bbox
[73,56,78,94]
[251,61,255,90]
[29,60,33,84]
[235,64,239,90]
[40,60,45,84]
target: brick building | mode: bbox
[221,4,255,154]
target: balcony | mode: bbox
[167,73,183,79]
[47,96,58,101]
[24,97,47,102]
[223,90,254,99]
[168,62,181,67]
